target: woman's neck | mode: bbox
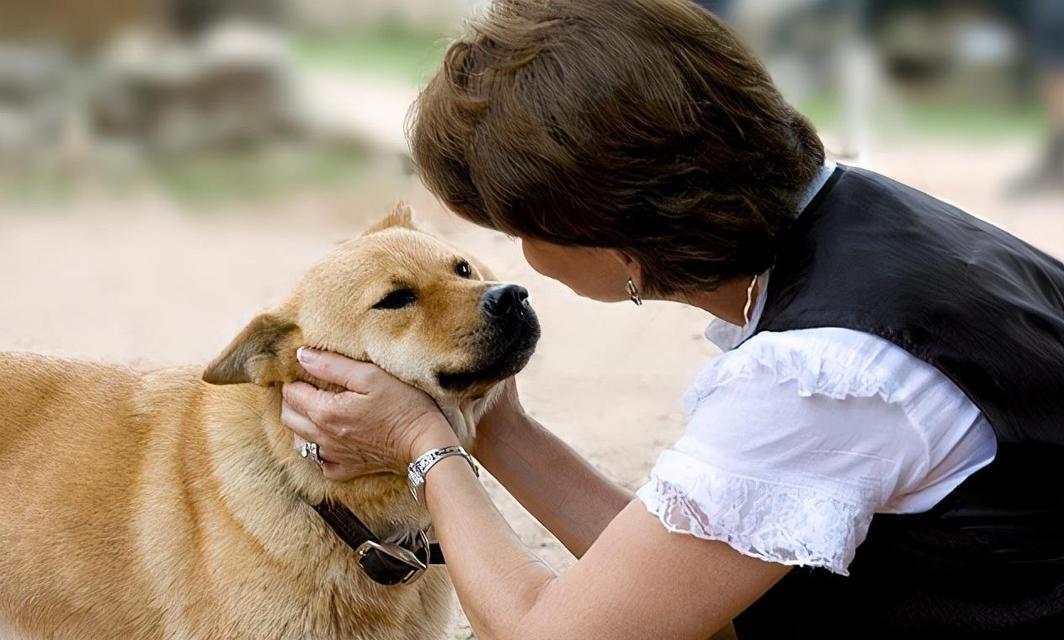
[671,275,760,326]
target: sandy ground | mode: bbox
[1,141,1061,638]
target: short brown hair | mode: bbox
[410,0,825,294]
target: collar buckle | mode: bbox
[354,530,431,585]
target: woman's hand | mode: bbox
[281,347,459,481]
[470,376,527,457]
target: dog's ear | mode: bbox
[202,313,304,386]
[362,201,417,235]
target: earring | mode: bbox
[625,278,643,306]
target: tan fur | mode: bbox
[0,206,518,640]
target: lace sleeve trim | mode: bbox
[637,457,875,576]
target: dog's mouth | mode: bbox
[435,307,541,393]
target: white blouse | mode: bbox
[636,170,997,576]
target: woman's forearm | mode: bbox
[421,453,558,640]
[282,355,788,640]
[473,411,631,558]
[418,424,785,640]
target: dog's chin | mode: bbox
[435,321,540,395]
[434,347,534,395]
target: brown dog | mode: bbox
[0,204,540,639]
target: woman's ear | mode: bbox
[202,313,304,386]
[609,250,644,287]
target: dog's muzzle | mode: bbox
[435,284,540,392]
[481,284,530,318]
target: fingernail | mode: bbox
[296,346,316,365]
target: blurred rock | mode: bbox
[0,44,72,165]
[878,6,1023,101]
[0,0,152,49]
[286,0,488,34]
[295,69,416,157]
[165,0,285,37]
[93,21,297,154]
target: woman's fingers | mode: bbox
[282,388,369,477]
[282,380,343,428]
[282,400,318,439]
[281,395,341,462]
[321,463,357,482]
[296,347,382,393]
[280,349,451,480]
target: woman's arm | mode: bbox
[472,382,632,557]
[281,352,790,640]
[416,417,790,640]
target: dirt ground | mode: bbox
[1,140,1061,638]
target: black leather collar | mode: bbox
[313,500,445,586]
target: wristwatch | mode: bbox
[407,446,479,504]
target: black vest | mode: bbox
[732,166,1064,639]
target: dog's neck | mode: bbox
[206,380,489,540]
[437,401,479,447]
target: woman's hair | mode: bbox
[409,0,825,294]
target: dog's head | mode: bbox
[201,203,540,435]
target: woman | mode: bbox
[281,1,1064,637]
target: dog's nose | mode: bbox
[482,284,529,317]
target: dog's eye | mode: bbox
[372,289,417,310]
[455,261,473,279]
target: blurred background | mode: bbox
[1,2,1061,638]
[1,0,1062,209]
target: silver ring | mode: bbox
[300,441,323,466]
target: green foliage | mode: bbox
[0,146,370,209]
[800,93,1046,141]
[292,21,451,84]
[148,146,370,207]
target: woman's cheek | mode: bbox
[520,240,552,278]
[522,244,580,293]
[520,243,607,300]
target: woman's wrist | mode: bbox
[407,413,462,463]
[472,406,531,460]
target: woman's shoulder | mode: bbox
[638,326,996,574]
[684,326,949,417]
[678,326,995,515]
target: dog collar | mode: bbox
[312,500,445,586]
